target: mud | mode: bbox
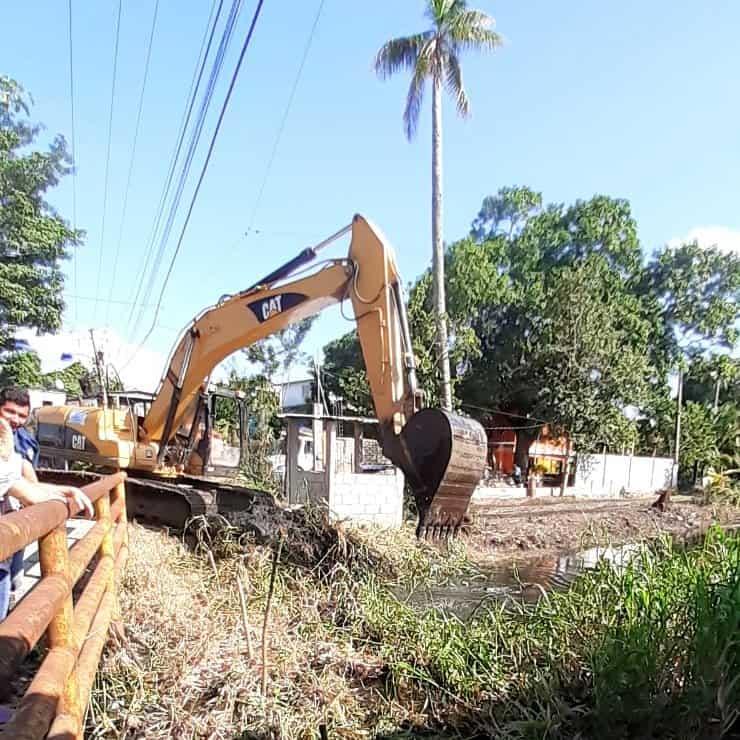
[465,493,737,566]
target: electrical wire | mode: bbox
[460,401,549,424]
[67,0,78,325]
[64,293,157,307]
[132,0,243,334]
[140,0,267,344]
[104,0,160,325]
[238,0,325,254]
[93,0,123,315]
[124,0,223,339]
[122,0,268,370]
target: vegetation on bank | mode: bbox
[90,515,739,739]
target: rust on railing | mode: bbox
[0,472,128,740]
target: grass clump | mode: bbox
[90,513,740,739]
[362,527,740,738]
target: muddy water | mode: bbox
[399,542,644,617]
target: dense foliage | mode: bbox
[322,186,740,479]
[0,76,80,351]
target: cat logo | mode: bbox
[247,292,308,323]
[261,295,282,321]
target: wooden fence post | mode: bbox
[38,519,79,723]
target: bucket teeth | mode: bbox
[400,409,487,541]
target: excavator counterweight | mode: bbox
[36,215,486,536]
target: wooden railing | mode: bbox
[0,472,128,740]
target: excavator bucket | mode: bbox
[400,409,488,538]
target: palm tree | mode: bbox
[375,0,502,410]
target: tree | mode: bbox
[241,318,314,377]
[641,242,740,363]
[320,330,373,416]
[0,350,42,388]
[679,401,719,484]
[0,76,81,349]
[457,191,652,471]
[683,355,739,410]
[0,349,99,398]
[374,1,502,411]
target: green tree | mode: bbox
[374,0,502,411]
[457,191,651,469]
[0,76,81,349]
[0,349,43,388]
[679,401,719,484]
[320,330,373,416]
[241,318,314,377]
[683,354,739,409]
[44,361,99,398]
[215,371,281,492]
[641,242,740,364]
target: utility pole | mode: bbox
[89,329,108,409]
[673,367,683,487]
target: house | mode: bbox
[27,388,66,410]
[276,378,313,412]
[486,413,569,477]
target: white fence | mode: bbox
[574,453,674,497]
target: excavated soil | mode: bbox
[465,493,738,564]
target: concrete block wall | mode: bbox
[329,469,404,528]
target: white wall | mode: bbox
[28,389,66,410]
[472,453,674,503]
[285,418,405,528]
[574,453,674,496]
[329,469,404,528]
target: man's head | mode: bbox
[0,387,31,431]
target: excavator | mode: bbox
[35,215,487,537]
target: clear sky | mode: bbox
[2,0,739,388]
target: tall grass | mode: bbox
[362,528,740,738]
[90,518,740,739]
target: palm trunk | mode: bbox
[432,74,452,411]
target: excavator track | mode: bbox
[37,469,277,532]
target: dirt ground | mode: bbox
[465,493,739,564]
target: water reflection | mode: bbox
[398,542,644,617]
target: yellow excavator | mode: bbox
[36,215,487,536]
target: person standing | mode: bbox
[0,388,40,599]
[0,417,93,621]
[0,387,39,474]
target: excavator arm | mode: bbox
[143,214,486,535]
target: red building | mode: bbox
[486,414,569,476]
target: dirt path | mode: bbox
[465,494,738,564]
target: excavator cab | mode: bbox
[180,389,247,478]
[203,389,246,475]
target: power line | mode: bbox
[460,402,549,424]
[130,0,268,361]
[64,293,157,307]
[238,0,325,254]
[93,0,123,315]
[132,0,245,332]
[124,0,225,339]
[105,0,161,325]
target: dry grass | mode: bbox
[88,507,740,739]
[87,513,466,739]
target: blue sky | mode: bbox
[2,0,739,388]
